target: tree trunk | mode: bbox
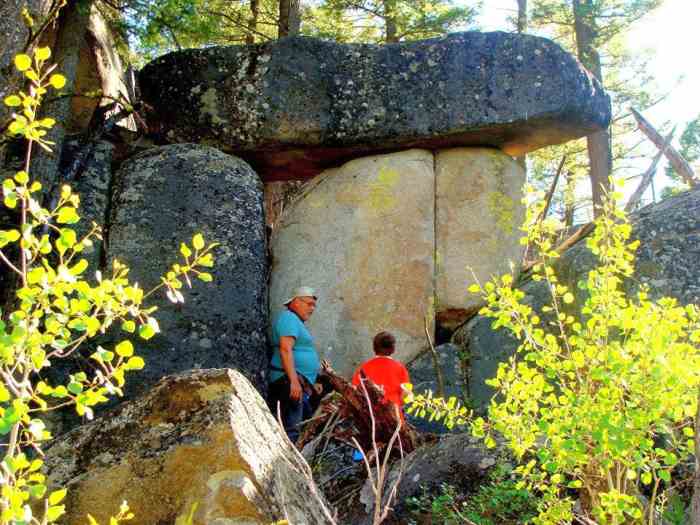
[246,0,259,44]
[278,0,300,38]
[573,0,612,216]
[517,0,527,33]
[384,0,398,43]
[32,0,92,197]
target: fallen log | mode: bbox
[631,108,698,187]
[625,127,675,212]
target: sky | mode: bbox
[470,0,700,211]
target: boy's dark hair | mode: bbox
[373,331,396,356]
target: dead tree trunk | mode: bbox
[625,127,675,212]
[631,108,698,187]
[321,364,416,456]
[573,0,612,216]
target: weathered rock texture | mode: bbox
[44,369,335,525]
[456,186,700,411]
[270,149,435,377]
[436,148,525,326]
[139,32,611,181]
[406,343,468,434]
[109,144,268,394]
[271,147,524,377]
[352,433,499,524]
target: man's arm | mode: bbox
[279,335,302,402]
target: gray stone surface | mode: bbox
[60,139,114,272]
[406,343,468,434]
[456,186,700,412]
[139,32,611,181]
[108,144,268,394]
[353,433,499,524]
[44,369,335,525]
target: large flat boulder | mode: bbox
[43,369,335,525]
[108,144,269,394]
[456,186,700,412]
[139,32,611,181]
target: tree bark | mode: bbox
[32,0,92,198]
[247,0,259,44]
[573,0,612,216]
[517,0,527,34]
[278,0,300,38]
[631,108,698,187]
[384,0,398,43]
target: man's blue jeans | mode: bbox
[268,377,314,443]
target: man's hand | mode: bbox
[289,376,303,402]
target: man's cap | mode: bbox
[283,286,317,306]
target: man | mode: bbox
[352,331,410,420]
[268,286,320,442]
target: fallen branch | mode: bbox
[631,108,698,187]
[522,222,595,274]
[625,127,675,212]
[424,314,445,399]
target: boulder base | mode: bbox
[44,369,335,525]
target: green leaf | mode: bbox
[4,95,22,107]
[192,233,205,250]
[125,356,145,370]
[45,504,66,522]
[139,324,156,340]
[115,340,134,357]
[57,207,79,224]
[197,272,213,282]
[121,320,136,333]
[14,54,32,71]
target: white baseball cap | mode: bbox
[283,286,318,306]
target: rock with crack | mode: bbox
[270,147,524,377]
[43,368,336,525]
[139,32,611,181]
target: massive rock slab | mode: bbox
[44,369,335,525]
[139,32,611,181]
[435,148,525,326]
[456,186,700,412]
[270,147,524,377]
[109,144,268,394]
[270,149,435,377]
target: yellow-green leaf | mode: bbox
[115,340,134,358]
[46,505,65,522]
[192,233,205,250]
[15,54,32,71]
[180,243,192,258]
[4,95,22,107]
[57,206,79,224]
[563,293,574,304]
[125,356,145,370]
[197,272,213,282]
[49,74,66,89]
[48,488,67,505]
[35,47,51,61]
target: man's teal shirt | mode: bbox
[270,309,320,384]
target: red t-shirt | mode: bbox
[351,356,410,408]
